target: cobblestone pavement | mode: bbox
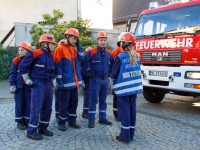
[0,80,200,150]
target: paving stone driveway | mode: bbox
[0,80,199,150]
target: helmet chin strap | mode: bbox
[66,35,73,46]
[43,43,51,53]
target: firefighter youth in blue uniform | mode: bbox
[81,47,92,119]
[111,32,142,143]
[83,31,114,128]
[9,41,32,130]
[111,32,126,121]
[54,88,59,121]
[19,34,56,140]
[54,28,84,131]
[53,40,65,122]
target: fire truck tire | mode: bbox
[143,87,165,103]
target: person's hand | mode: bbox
[22,73,33,85]
[75,39,80,47]
[10,86,16,94]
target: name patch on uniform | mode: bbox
[35,64,44,67]
[122,58,130,63]
[123,71,141,79]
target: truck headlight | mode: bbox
[185,71,200,79]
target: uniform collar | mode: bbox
[97,46,105,51]
[41,48,50,54]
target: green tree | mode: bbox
[29,9,97,50]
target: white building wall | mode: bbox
[80,0,113,29]
[0,0,113,47]
[0,0,77,46]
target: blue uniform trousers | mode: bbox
[27,80,53,134]
[118,94,137,141]
[58,88,78,125]
[83,83,90,110]
[14,84,31,123]
[88,77,109,121]
[55,89,59,119]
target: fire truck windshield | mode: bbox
[134,4,200,38]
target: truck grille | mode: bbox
[142,50,182,62]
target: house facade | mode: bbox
[0,0,112,46]
[0,0,171,47]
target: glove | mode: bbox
[75,39,80,47]
[53,79,58,90]
[10,86,16,94]
[58,84,64,89]
[22,73,33,85]
[82,83,86,90]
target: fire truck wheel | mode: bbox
[143,87,165,103]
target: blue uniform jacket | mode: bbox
[9,56,25,88]
[54,42,83,89]
[19,48,55,80]
[81,59,90,78]
[111,52,143,97]
[83,46,114,79]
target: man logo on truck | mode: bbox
[152,52,169,57]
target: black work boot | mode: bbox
[24,122,29,128]
[17,122,27,130]
[68,122,81,129]
[38,130,53,136]
[58,124,67,131]
[116,135,129,143]
[82,110,88,119]
[88,120,95,128]
[27,133,43,140]
[98,119,113,125]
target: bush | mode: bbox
[0,44,17,80]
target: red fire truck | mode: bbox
[134,0,200,103]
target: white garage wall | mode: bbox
[0,0,114,47]
[0,0,77,45]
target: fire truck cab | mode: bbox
[134,0,200,103]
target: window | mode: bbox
[134,4,200,37]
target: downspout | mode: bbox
[77,0,81,19]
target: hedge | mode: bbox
[0,46,18,80]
